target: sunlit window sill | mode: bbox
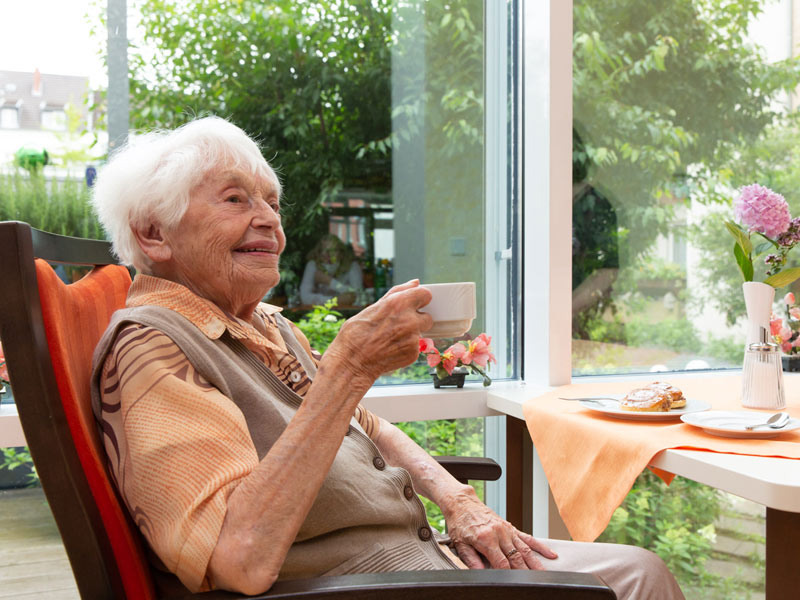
[364,369,757,422]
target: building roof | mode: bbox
[0,69,90,130]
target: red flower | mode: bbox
[0,342,8,383]
[462,333,496,368]
[426,352,442,368]
[441,343,466,375]
[419,338,437,353]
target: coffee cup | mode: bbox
[418,282,476,338]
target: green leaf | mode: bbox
[724,221,752,254]
[764,267,800,288]
[752,241,774,257]
[733,242,753,282]
[752,231,779,249]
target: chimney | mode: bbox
[32,68,42,96]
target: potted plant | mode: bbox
[419,334,496,388]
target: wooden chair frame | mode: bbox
[0,221,615,599]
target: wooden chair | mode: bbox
[0,221,615,599]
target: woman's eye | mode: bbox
[225,195,241,203]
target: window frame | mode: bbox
[366,0,575,394]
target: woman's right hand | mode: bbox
[323,280,433,385]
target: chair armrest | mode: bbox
[434,455,502,483]
[188,570,616,599]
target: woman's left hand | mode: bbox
[443,488,558,570]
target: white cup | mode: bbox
[418,282,476,338]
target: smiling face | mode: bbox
[148,166,286,319]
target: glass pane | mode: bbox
[129,0,517,386]
[572,0,800,376]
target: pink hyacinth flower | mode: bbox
[786,292,797,306]
[426,352,442,368]
[419,338,437,353]
[780,326,793,341]
[734,184,791,239]
[783,341,793,354]
[791,307,800,321]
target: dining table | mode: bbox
[486,372,800,600]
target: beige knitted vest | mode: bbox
[91,305,455,586]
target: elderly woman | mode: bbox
[90,117,684,599]
[299,233,364,306]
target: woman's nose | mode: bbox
[252,199,280,228]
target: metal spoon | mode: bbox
[744,412,790,430]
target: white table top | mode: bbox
[485,380,800,514]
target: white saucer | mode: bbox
[680,411,800,439]
[578,397,710,421]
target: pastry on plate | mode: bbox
[620,387,672,412]
[647,381,686,409]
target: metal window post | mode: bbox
[107,0,129,154]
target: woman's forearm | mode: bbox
[209,282,433,593]
[371,418,475,519]
[207,358,371,594]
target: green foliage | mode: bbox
[0,447,38,486]
[129,0,397,289]
[573,0,800,335]
[701,334,743,366]
[629,256,686,284]
[128,0,485,295]
[626,316,703,354]
[599,471,720,586]
[293,299,345,354]
[0,172,104,239]
[376,360,431,385]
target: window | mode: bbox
[127,0,519,385]
[571,0,797,376]
[41,108,67,131]
[0,106,19,129]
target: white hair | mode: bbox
[91,116,281,271]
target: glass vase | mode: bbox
[742,281,775,352]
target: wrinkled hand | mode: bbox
[323,280,433,385]
[444,488,557,570]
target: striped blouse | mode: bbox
[98,274,380,590]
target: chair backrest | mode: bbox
[0,221,156,600]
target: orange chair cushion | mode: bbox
[35,260,156,600]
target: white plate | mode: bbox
[578,396,711,421]
[680,411,800,439]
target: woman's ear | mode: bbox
[133,223,173,263]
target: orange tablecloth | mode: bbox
[522,373,800,542]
